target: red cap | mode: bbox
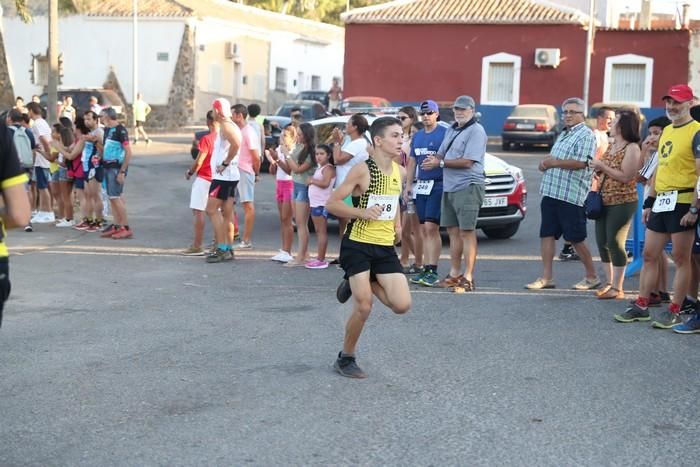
[662,84,694,103]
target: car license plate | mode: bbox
[516,123,535,130]
[482,196,507,208]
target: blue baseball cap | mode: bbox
[420,100,439,113]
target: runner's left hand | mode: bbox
[680,212,698,227]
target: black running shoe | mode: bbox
[658,291,671,303]
[559,244,580,261]
[680,297,698,314]
[333,352,367,379]
[336,279,352,304]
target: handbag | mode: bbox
[584,175,606,220]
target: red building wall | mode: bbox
[344,24,690,106]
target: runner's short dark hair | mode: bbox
[247,103,261,118]
[26,102,42,116]
[648,116,671,129]
[8,109,23,123]
[206,110,215,123]
[369,117,401,147]
[232,104,248,119]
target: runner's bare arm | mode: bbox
[188,149,208,178]
[0,184,31,229]
[327,163,381,220]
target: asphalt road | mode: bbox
[1,137,698,466]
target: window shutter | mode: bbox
[610,64,645,102]
[487,63,514,103]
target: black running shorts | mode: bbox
[339,236,402,279]
[647,203,696,235]
[208,179,238,201]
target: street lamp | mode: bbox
[133,0,138,126]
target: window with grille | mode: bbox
[311,75,321,91]
[480,53,521,105]
[603,55,653,107]
[487,63,515,103]
[609,64,646,103]
[275,67,287,92]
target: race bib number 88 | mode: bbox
[367,194,399,221]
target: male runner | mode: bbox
[326,116,412,379]
[205,98,242,263]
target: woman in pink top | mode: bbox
[306,144,336,269]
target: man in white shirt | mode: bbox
[26,102,54,223]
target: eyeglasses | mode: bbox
[397,116,409,121]
[420,111,435,116]
[562,110,583,115]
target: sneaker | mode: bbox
[559,245,580,261]
[271,250,293,263]
[658,291,671,303]
[409,269,426,284]
[182,246,205,256]
[31,212,55,224]
[206,249,226,263]
[573,277,601,290]
[23,224,33,232]
[673,313,700,334]
[305,259,329,270]
[234,240,253,250]
[629,294,662,308]
[100,224,117,237]
[651,311,684,329]
[614,303,651,323]
[86,223,99,233]
[680,297,698,314]
[336,279,352,304]
[222,249,234,261]
[56,219,74,228]
[333,352,367,379]
[402,264,422,275]
[433,274,461,288]
[526,277,555,290]
[146,139,152,147]
[73,220,90,231]
[111,227,133,239]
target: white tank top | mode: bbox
[211,120,241,182]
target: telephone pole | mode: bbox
[48,0,58,123]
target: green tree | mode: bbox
[239,0,390,26]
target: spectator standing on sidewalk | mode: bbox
[421,96,486,292]
[526,97,600,291]
[590,110,642,299]
[132,93,152,146]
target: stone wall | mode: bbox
[0,28,16,109]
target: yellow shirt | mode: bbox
[0,173,29,257]
[49,149,59,174]
[348,159,402,246]
[655,120,700,204]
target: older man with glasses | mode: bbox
[421,95,486,291]
[527,97,600,291]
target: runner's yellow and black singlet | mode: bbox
[655,119,700,204]
[348,158,402,247]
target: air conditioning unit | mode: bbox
[225,42,240,59]
[535,48,560,68]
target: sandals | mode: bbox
[598,287,625,300]
[595,283,612,297]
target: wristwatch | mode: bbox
[439,159,445,169]
[690,206,698,215]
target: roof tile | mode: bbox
[342,0,589,25]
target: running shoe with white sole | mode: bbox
[271,250,293,263]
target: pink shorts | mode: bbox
[276,179,293,203]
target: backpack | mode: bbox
[9,126,33,168]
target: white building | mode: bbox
[0,0,344,125]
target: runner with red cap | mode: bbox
[615,84,700,329]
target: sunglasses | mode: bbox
[420,111,435,116]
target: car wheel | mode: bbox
[501,141,510,151]
[482,222,520,240]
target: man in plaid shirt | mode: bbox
[526,97,600,291]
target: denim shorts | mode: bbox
[33,167,51,190]
[311,206,328,218]
[104,167,125,198]
[293,182,309,203]
[58,167,71,182]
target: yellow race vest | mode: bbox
[655,119,700,204]
[348,158,402,246]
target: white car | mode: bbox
[311,116,527,239]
